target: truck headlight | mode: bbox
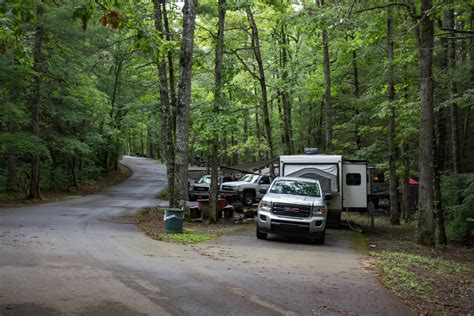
[312,206,327,216]
[258,200,272,211]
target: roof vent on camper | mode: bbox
[304,148,319,155]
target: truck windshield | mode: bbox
[197,176,211,184]
[240,174,258,183]
[269,179,321,197]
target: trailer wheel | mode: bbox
[256,224,267,240]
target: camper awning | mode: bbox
[220,157,279,175]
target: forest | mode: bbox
[0,0,473,246]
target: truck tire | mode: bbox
[313,230,325,245]
[242,191,255,206]
[256,225,267,240]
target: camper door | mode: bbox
[342,163,367,209]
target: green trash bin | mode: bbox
[164,208,184,234]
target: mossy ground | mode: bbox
[343,213,473,315]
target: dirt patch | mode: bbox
[0,164,132,208]
[137,207,254,244]
[345,213,473,315]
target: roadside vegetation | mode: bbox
[137,207,253,245]
[157,186,170,201]
[0,164,131,207]
[345,213,473,315]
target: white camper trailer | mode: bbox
[279,154,368,225]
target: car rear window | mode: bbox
[269,179,321,197]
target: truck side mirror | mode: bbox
[259,188,268,194]
[324,193,333,200]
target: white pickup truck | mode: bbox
[219,174,272,206]
[256,177,328,244]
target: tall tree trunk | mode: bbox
[416,0,436,246]
[108,55,123,172]
[28,5,44,199]
[387,4,400,225]
[447,9,460,173]
[175,0,197,206]
[209,0,226,223]
[154,0,176,206]
[401,143,411,222]
[162,0,177,135]
[322,28,332,154]
[352,50,361,150]
[243,109,250,161]
[317,0,332,153]
[432,12,451,245]
[255,103,262,161]
[280,24,293,155]
[7,120,18,192]
[246,7,275,176]
[434,107,448,245]
[69,159,78,188]
[317,100,324,149]
[147,125,154,158]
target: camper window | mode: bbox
[346,173,361,186]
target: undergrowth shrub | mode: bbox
[442,173,474,240]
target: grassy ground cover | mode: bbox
[343,213,473,315]
[137,207,253,245]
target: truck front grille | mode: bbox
[194,187,208,192]
[272,203,311,218]
[271,219,310,233]
[221,186,235,192]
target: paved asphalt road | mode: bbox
[0,156,413,315]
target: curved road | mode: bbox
[0,156,412,315]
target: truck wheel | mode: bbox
[242,191,255,206]
[256,225,267,240]
[313,230,325,245]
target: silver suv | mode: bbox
[256,177,328,244]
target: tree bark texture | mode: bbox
[322,28,332,154]
[175,0,197,206]
[243,109,250,161]
[447,9,460,173]
[352,50,361,150]
[162,0,177,135]
[416,0,435,246]
[387,4,400,225]
[153,0,177,206]
[28,5,44,199]
[280,24,293,155]
[255,103,262,160]
[7,120,17,192]
[434,106,448,244]
[209,0,226,223]
[400,143,410,222]
[147,125,154,158]
[246,7,275,176]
